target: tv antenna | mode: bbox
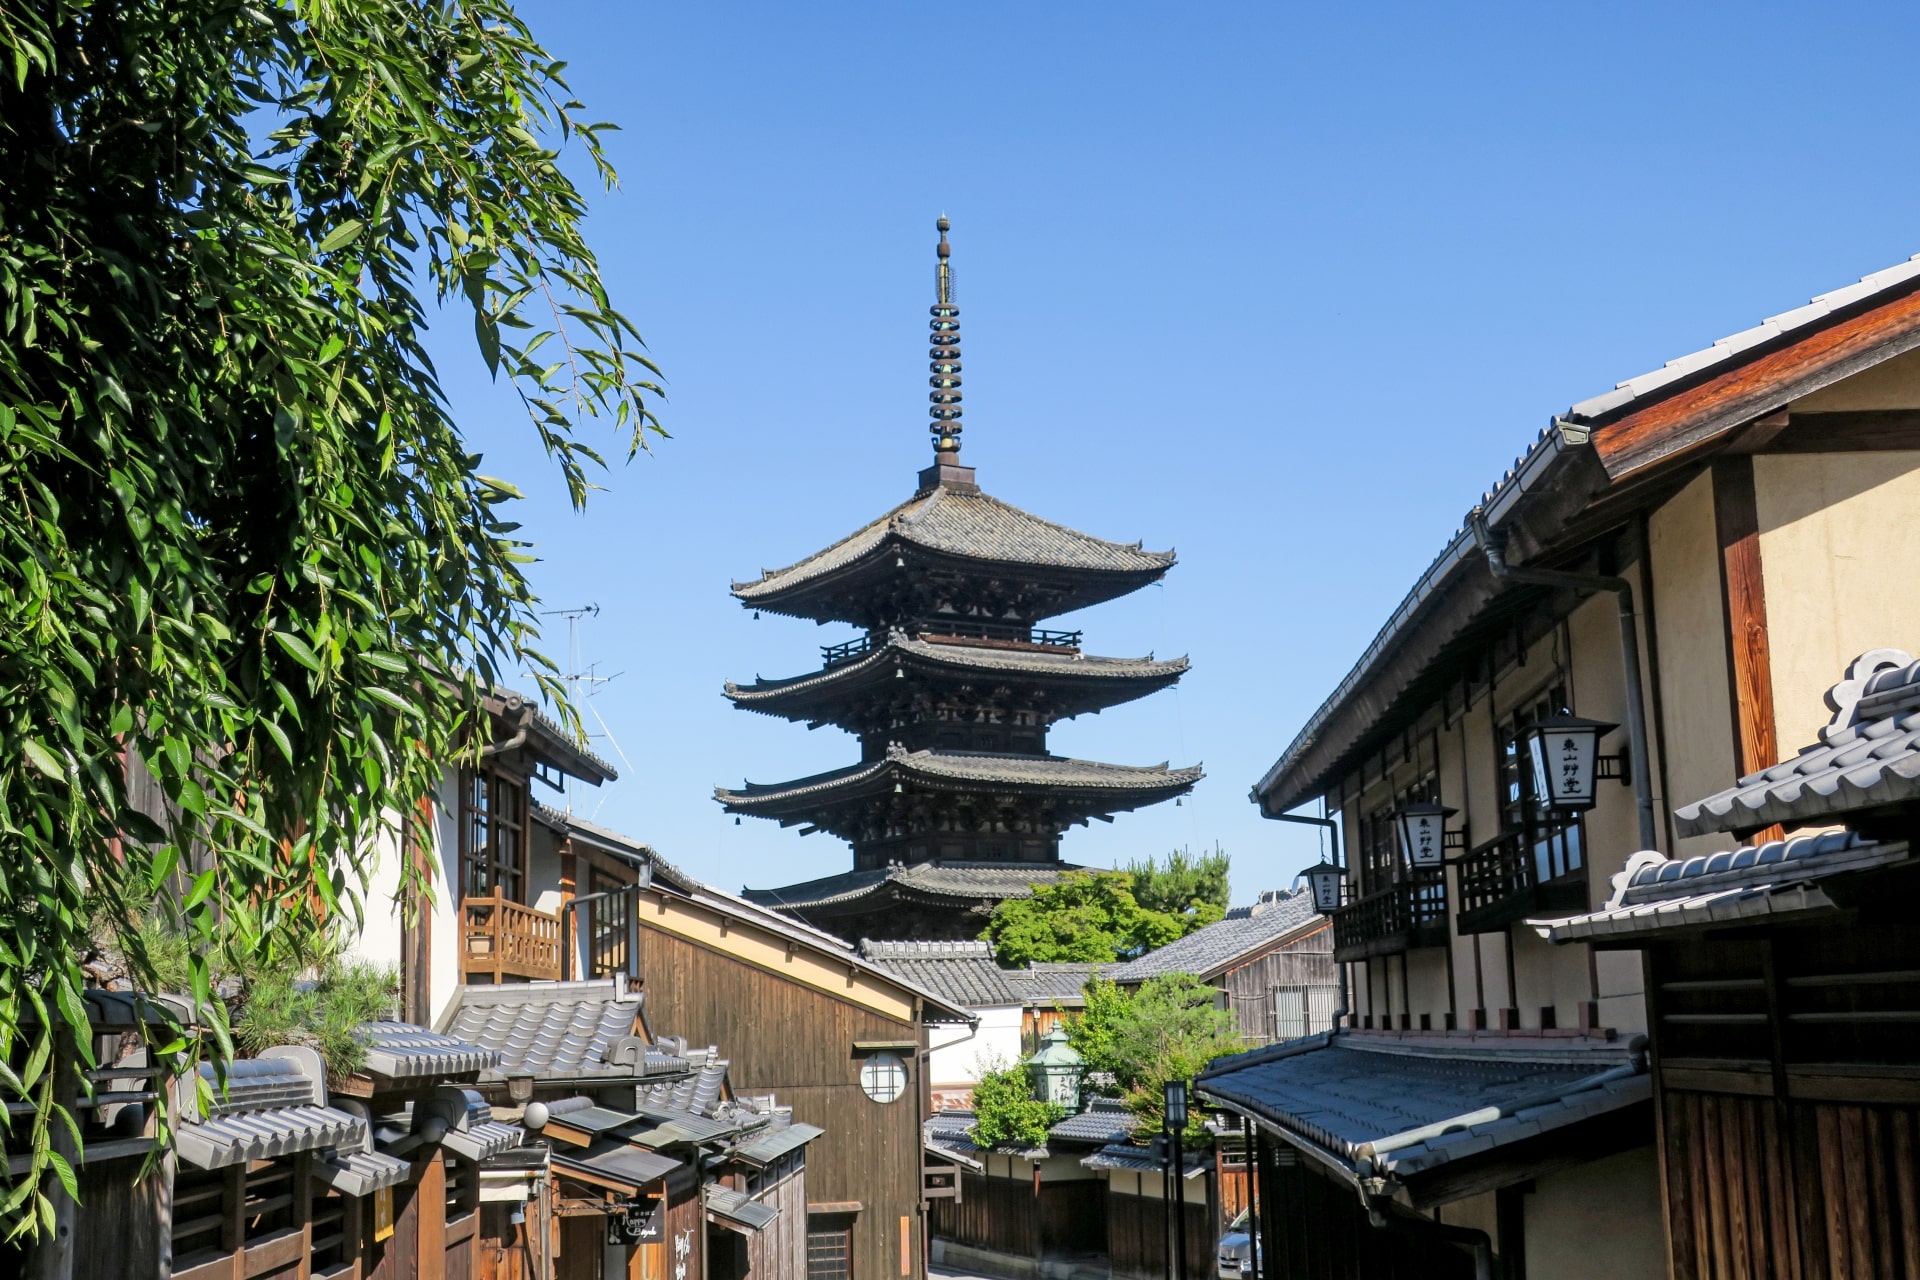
[535,604,632,812]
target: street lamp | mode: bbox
[1392,801,1458,870]
[1520,715,1618,812]
[1300,860,1346,914]
[1163,1078,1191,1280]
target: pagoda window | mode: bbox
[461,766,528,903]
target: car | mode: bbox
[1217,1208,1259,1280]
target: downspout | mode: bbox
[481,695,535,758]
[1268,811,1350,1030]
[1468,508,1659,853]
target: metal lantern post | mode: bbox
[1301,859,1346,914]
[1392,801,1458,870]
[1165,1078,1190,1280]
[1520,715,1617,811]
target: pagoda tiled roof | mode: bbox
[725,635,1188,713]
[731,484,1174,611]
[742,860,1076,913]
[716,747,1202,813]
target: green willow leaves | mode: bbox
[0,0,659,1236]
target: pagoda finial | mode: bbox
[929,217,962,458]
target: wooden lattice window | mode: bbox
[587,867,633,978]
[808,1223,854,1280]
[1357,774,1436,893]
[462,767,527,902]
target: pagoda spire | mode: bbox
[928,216,963,459]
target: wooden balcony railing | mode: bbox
[1330,869,1449,962]
[461,889,562,983]
[821,622,1084,666]
[1455,830,1589,935]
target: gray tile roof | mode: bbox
[1566,255,1920,422]
[1532,833,1909,944]
[440,980,649,1082]
[746,861,1074,912]
[315,1149,412,1197]
[178,1056,366,1170]
[733,485,1175,604]
[532,802,655,868]
[732,1121,824,1166]
[626,1105,742,1148]
[1196,1035,1648,1182]
[727,637,1188,709]
[1109,891,1325,983]
[637,1053,729,1117]
[1005,963,1111,1004]
[1080,1138,1208,1175]
[718,747,1203,810]
[923,1109,1046,1165]
[1048,1103,1137,1146]
[357,1023,499,1080]
[1677,649,1920,837]
[1253,260,1920,820]
[706,1185,781,1232]
[858,940,1026,1007]
[552,1139,682,1190]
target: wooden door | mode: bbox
[559,1216,604,1280]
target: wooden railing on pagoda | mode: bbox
[1330,869,1448,962]
[821,622,1084,666]
[1455,830,1589,935]
[461,889,562,983]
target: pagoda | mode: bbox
[724,219,1201,941]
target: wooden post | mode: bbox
[26,1022,80,1280]
[1713,458,1781,789]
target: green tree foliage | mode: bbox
[1127,844,1230,924]
[983,848,1233,965]
[0,0,657,1235]
[968,1058,1062,1151]
[1066,974,1241,1142]
[230,958,398,1079]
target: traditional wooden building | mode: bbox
[1203,250,1920,1279]
[1535,650,1920,1279]
[1107,890,1335,1046]
[725,218,1199,941]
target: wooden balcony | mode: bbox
[461,889,563,983]
[1330,869,1449,962]
[1455,830,1589,935]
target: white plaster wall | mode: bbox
[928,1005,1023,1088]
[1523,1143,1665,1280]
[343,817,406,973]
[428,770,462,1025]
[1755,450,1920,755]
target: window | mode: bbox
[586,868,633,978]
[808,1226,853,1280]
[1497,682,1584,885]
[462,767,526,902]
[859,1052,907,1104]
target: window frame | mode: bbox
[460,766,529,903]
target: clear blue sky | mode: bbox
[432,3,1920,902]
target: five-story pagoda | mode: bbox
[724,219,1200,941]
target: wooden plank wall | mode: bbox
[1663,1091,1920,1280]
[1218,928,1335,1045]
[1255,1156,1472,1280]
[745,1172,810,1280]
[72,1155,167,1280]
[635,924,924,1280]
[928,1173,1036,1258]
[1104,1190,1211,1280]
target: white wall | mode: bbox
[335,767,465,1027]
[928,1004,1023,1089]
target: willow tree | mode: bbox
[0,0,660,1237]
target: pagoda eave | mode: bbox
[723,640,1189,724]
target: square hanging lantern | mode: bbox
[1163,1078,1188,1131]
[1301,859,1346,914]
[1520,715,1617,812]
[1393,801,1458,869]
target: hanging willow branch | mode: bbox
[0,0,661,1237]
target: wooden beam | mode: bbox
[1727,409,1793,454]
[1765,408,1920,453]
[1594,281,1920,479]
[1712,458,1780,782]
